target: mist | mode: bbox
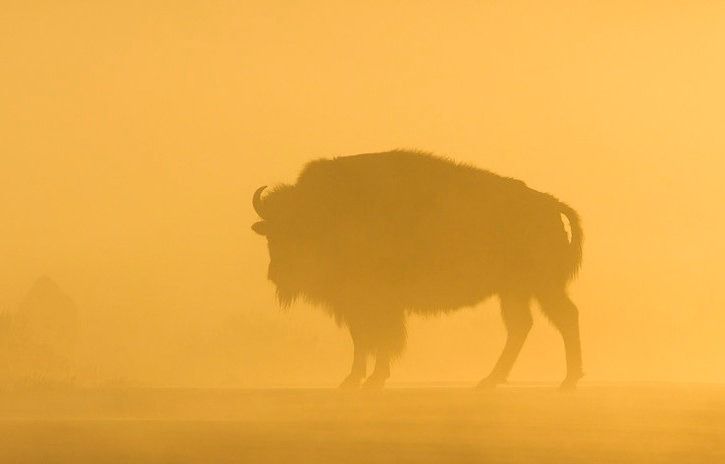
[2,1,724,389]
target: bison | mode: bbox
[252,150,583,389]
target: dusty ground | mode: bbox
[1,384,723,463]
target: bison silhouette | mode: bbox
[252,150,583,389]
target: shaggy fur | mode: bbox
[252,150,583,389]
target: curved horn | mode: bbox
[252,185,268,218]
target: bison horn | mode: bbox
[253,185,268,218]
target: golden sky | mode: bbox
[1,1,724,386]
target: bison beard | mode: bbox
[252,150,584,389]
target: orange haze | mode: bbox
[1,1,724,387]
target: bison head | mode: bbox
[252,185,314,307]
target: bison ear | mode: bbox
[251,221,268,236]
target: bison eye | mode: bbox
[251,221,268,236]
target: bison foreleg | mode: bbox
[362,350,390,389]
[361,311,405,389]
[479,293,533,389]
[339,322,368,389]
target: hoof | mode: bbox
[559,372,583,391]
[362,373,388,389]
[476,376,504,390]
[339,374,363,389]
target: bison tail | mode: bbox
[558,201,583,280]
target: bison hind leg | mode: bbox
[535,287,583,389]
[478,292,533,389]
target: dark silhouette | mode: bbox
[251,150,583,389]
[0,276,78,386]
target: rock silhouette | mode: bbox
[0,276,78,385]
